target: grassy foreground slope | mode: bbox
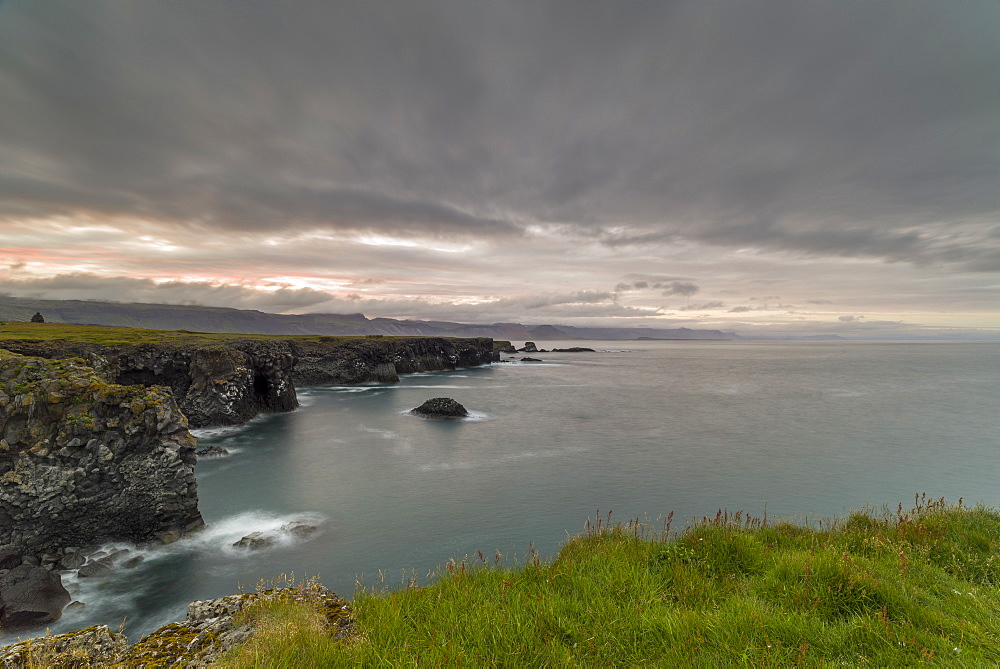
[220,497,1000,667]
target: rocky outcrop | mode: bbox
[0,584,353,667]
[0,350,204,558]
[494,340,516,354]
[290,337,496,386]
[0,624,127,667]
[109,340,298,428]
[552,347,596,352]
[411,397,469,418]
[1,336,495,429]
[518,341,538,353]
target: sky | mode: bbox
[1,0,998,337]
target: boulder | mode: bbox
[0,552,21,571]
[196,445,231,458]
[280,521,318,539]
[57,552,86,570]
[77,559,114,578]
[518,341,538,353]
[410,397,469,418]
[0,564,71,627]
[232,532,276,551]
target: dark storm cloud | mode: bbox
[0,273,332,311]
[1,0,998,266]
[661,282,699,297]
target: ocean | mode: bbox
[7,340,999,643]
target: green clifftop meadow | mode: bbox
[4,497,1000,666]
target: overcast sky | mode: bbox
[1,0,998,336]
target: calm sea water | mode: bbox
[9,340,999,642]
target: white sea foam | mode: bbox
[399,408,492,422]
[178,510,326,556]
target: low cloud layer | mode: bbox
[0,1,997,335]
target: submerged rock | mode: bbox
[520,357,542,362]
[232,532,276,551]
[195,445,230,458]
[233,520,318,550]
[0,564,71,627]
[410,397,469,418]
[552,347,596,352]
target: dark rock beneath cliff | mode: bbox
[196,445,230,458]
[0,564,71,627]
[0,552,21,571]
[77,559,114,578]
[411,397,469,418]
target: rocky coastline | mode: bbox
[0,333,501,635]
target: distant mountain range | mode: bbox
[0,296,739,341]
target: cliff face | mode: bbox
[290,337,497,386]
[1,336,495,429]
[0,351,203,556]
[112,341,298,428]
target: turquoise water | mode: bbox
[10,340,1000,642]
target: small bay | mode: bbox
[10,340,999,643]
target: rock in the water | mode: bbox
[77,559,114,578]
[520,357,542,362]
[57,552,86,571]
[280,521,318,538]
[518,341,538,352]
[196,445,231,457]
[410,397,469,418]
[552,347,596,352]
[232,532,277,550]
[0,564,71,627]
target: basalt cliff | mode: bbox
[0,330,499,631]
[0,335,499,428]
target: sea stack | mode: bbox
[410,397,469,418]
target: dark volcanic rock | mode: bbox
[0,564,71,627]
[290,337,496,386]
[520,357,543,362]
[77,559,114,578]
[0,350,204,559]
[232,532,276,551]
[196,445,230,458]
[552,347,596,352]
[518,341,538,353]
[411,397,469,418]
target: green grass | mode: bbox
[0,322,429,347]
[218,496,1000,667]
